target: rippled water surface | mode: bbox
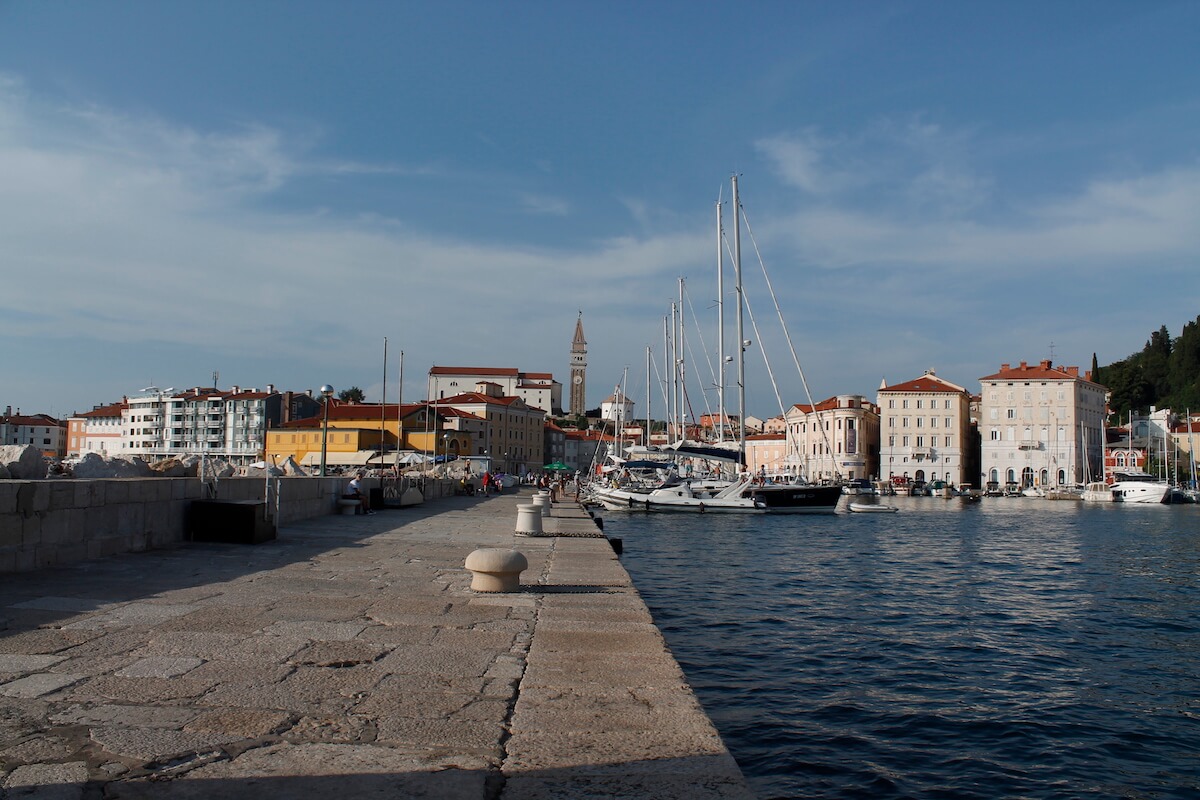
[610,498,1200,799]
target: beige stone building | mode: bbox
[783,395,879,482]
[978,360,1106,489]
[878,370,974,486]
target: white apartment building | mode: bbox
[783,395,879,482]
[428,367,561,416]
[2,409,67,459]
[978,360,1106,489]
[120,385,316,463]
[878,370,973,486]
[67,401,127,457]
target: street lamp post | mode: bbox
[319,385,334,477]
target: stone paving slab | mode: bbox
[0,490,753,798]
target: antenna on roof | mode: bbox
[212,370,219,388]
[1048,342,1056,362]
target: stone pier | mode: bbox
[0,488,753,798]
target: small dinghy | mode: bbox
[849,502,898,513]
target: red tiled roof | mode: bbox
[979,360,1096,383]
[881,374,967,394]
[75,402,128,418]
[3,413,63,427]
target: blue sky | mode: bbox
[2,1,1198,421]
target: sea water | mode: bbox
[611,497,1200,799]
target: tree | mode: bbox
[339,386,366,404]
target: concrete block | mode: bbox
[74,480,105,508]
[63,507,90,543]
[49,481,76,511]
[116,503,145,535]
[87,504,120,539]
[144,503,170,535]
[38,511,70,546]
[0,482,18,514]
[106,480,130,504]
[0,514,23,547]
[130,529,150,552]
[21,512,43,547]
[0,546,16,572]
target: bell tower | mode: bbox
[569,312,587,417]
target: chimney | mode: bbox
[1019,361,1028,369]
[1000,363,1010,371]
[1066,366,1079,377]
[1039,360,1051,369]
[267,384,275,394]
[306,389,313,397]
[231,385,239,394]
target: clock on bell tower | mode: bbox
[569,312,587,417]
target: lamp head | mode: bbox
[320,384,335,398]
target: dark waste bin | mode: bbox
[369,487,384,510]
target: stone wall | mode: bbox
[0,476,380,574]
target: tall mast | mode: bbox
[1188,408,1197,491]
[395,350,404,471]
[645,346,651,448]
[380,337,387,470]
[678,277,686,440]
[663,314,670,442]
[732,174,746,466]
[716,200,725,443]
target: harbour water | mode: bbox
[610,497,1200,799]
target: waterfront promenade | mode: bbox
[0,487,752,798]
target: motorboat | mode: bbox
[1081,481,1113,502]
[1109,470,1170,504]
[749,482,843,514]
[848,501,898,513]
[592,475,765,513]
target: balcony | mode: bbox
[1018,441,1043,451]
[909,447,934,460]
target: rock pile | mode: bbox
[0,445,48,479]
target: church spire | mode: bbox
[569,313,587,417]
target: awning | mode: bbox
[300,450,379,467]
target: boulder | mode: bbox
[149,458,194,478]
[71,453,152,479]
[0,445,48,480]
[280,456,308,476]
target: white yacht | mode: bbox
[1109,470,1170,504]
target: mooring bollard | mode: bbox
[531,493,551,518]
[515,503,543,536]
[464,548,528,592]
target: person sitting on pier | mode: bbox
[344,471,374,515]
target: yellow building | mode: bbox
[265,402,471,469]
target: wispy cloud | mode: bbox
[518,192,570,216]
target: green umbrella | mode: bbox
[543,462,571,471]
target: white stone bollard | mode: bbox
[515,503,543,536]
[464,548,528,592]
[531,493,551,518]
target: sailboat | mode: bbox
[593,176,841,514]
